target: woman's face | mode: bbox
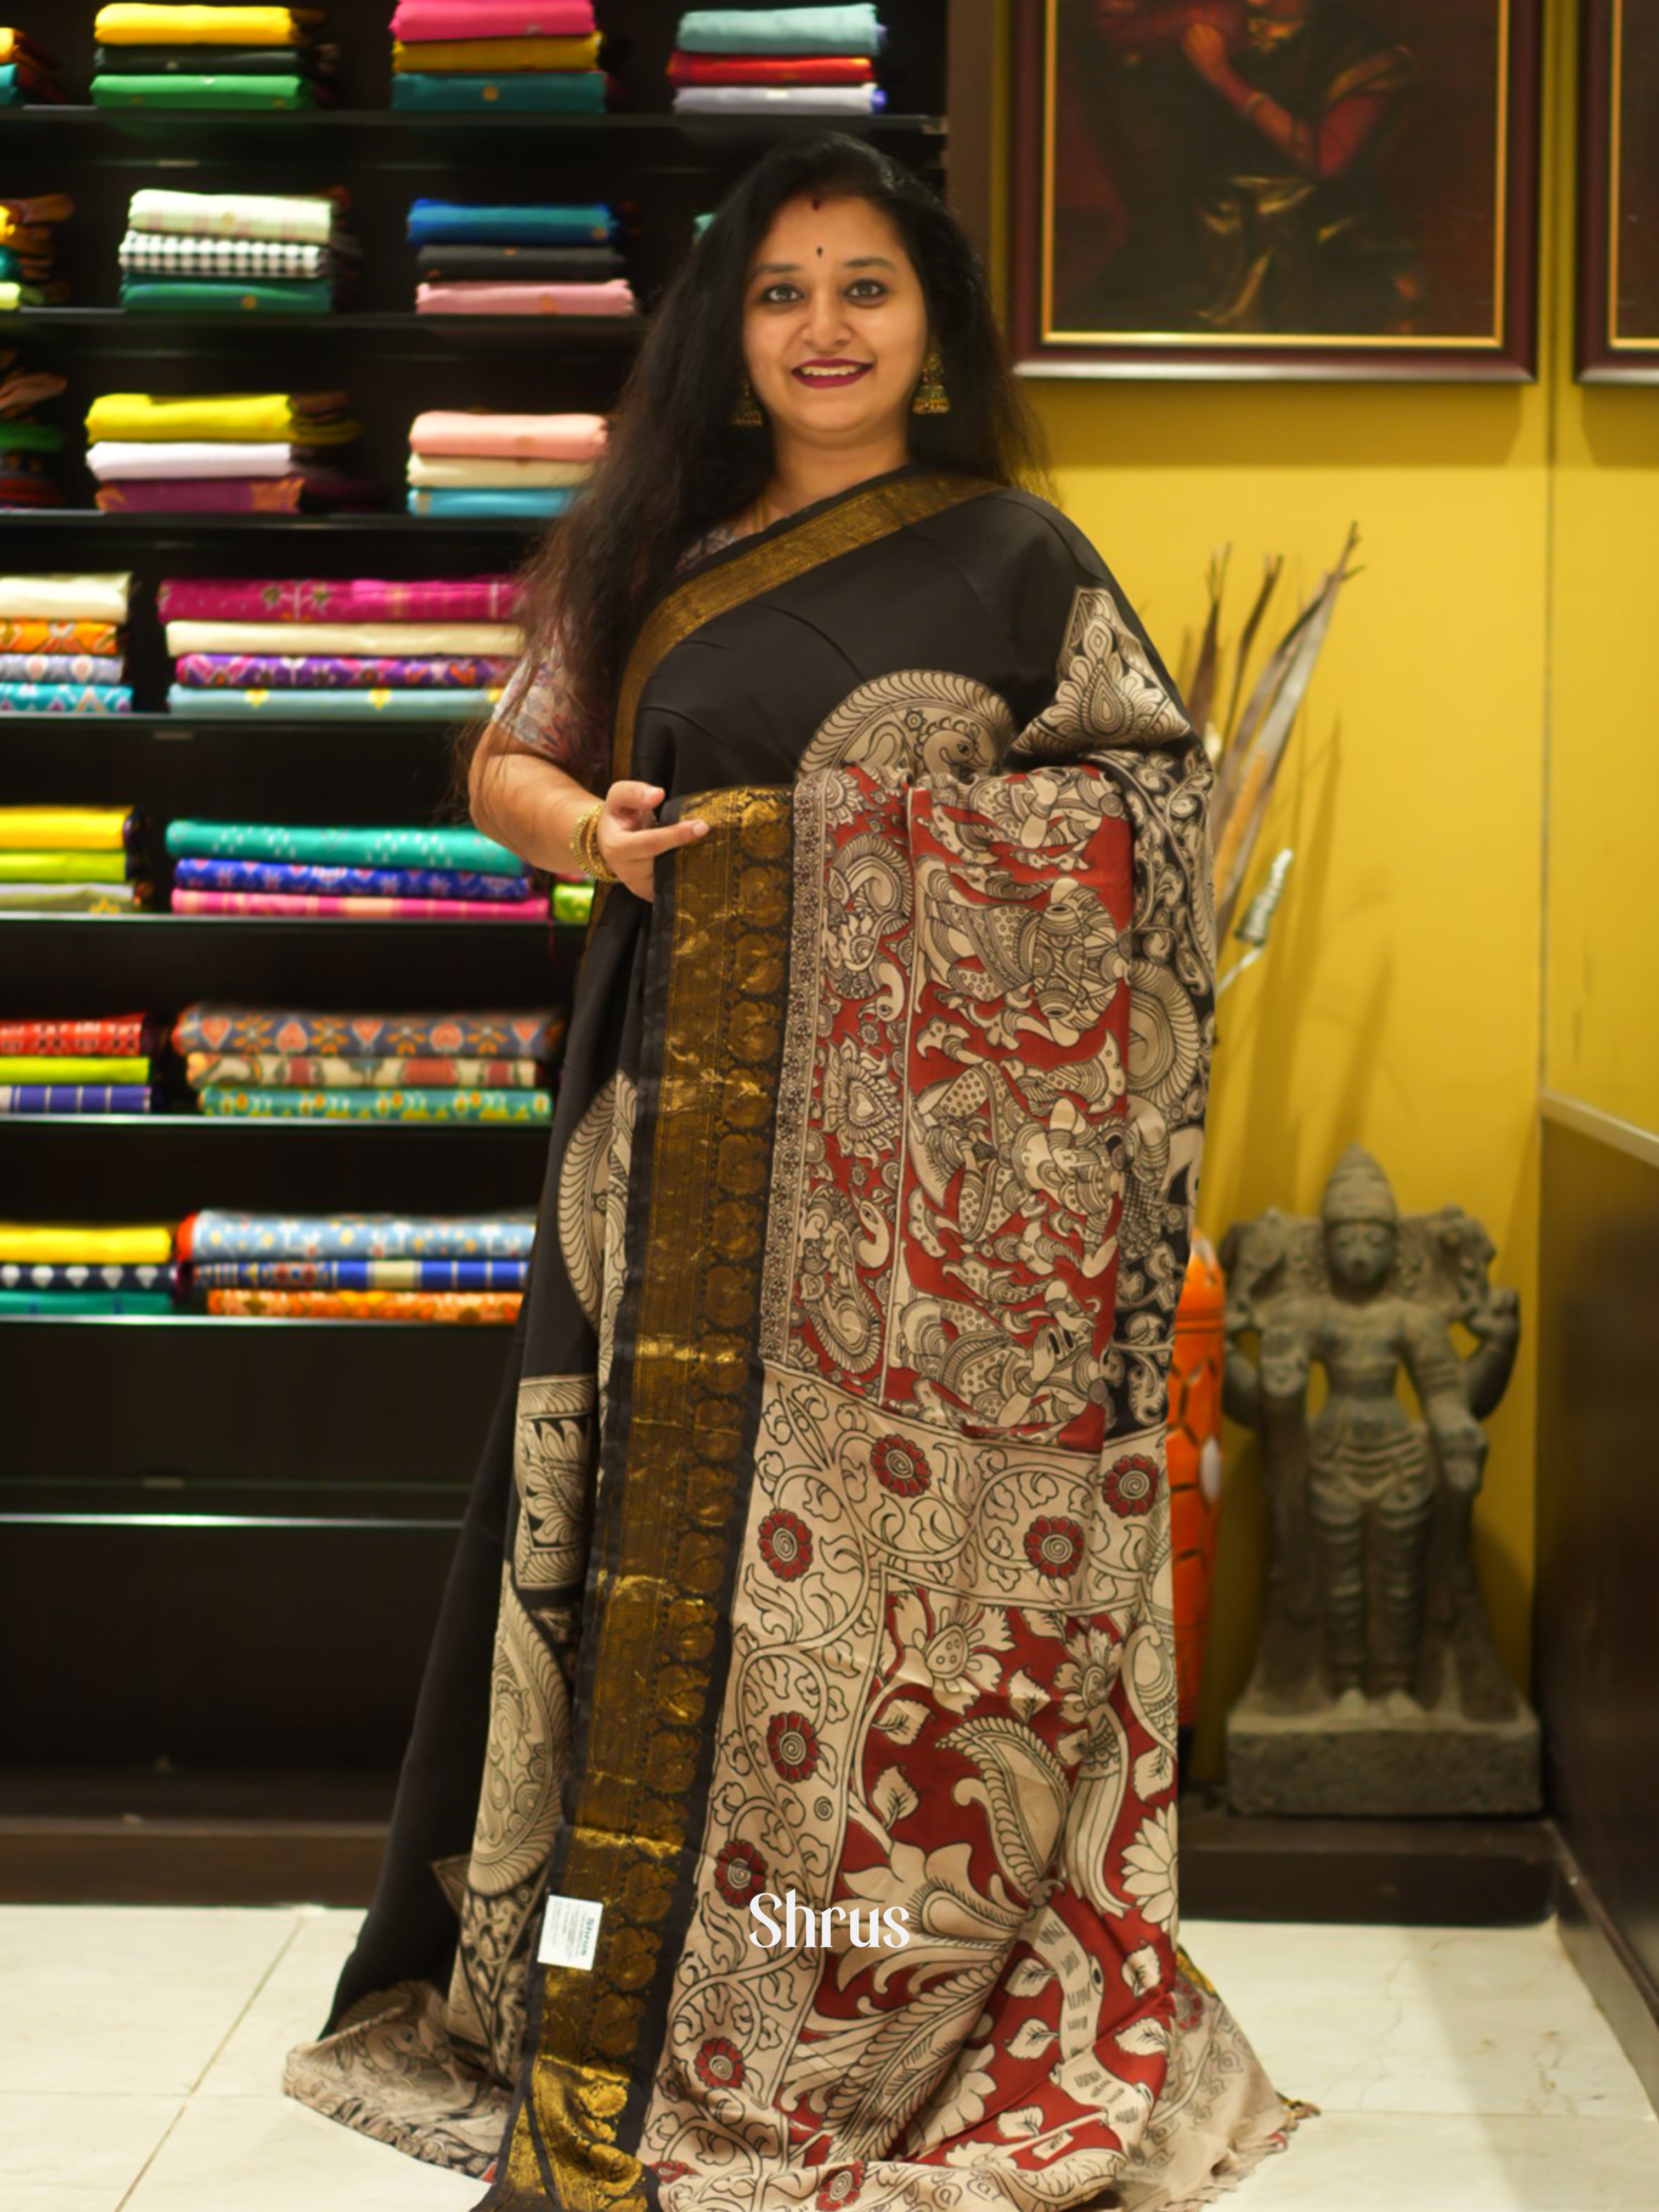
[741,191,930,452]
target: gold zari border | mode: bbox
[498,785,793,2212]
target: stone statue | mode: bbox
[1218,1146,1539,1815]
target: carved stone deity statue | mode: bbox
[1219,1146,1540,1815]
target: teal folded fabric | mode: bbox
[407,200,615,246]
[0,1289,175,1314]
[390,71,607,112]
[165,819,525,872]
[166,683,503,718]
[91,73,317,109]
[196,1086,552,1122]
[120,276,335,314]
[0,247,17,279]
[676,6,886,54]
[407,487,575,518]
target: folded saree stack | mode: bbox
[0,27,66,106]
[160,569,522,717]
[405,407,605,518]
[0,1219,177,1314]
[0,349,70,509]
[173,998,562,1121]
[0,1012,163,1114]
[165,817,549,918]
[0,805,148,912]
[84,391,374,515]
[0,574,133,712]
[407,198,635,319]
[91,4,333,110]
[669,3,887,112]
[117,188,358,317]
[388,0,607,113]
[179,1204,536,1319]
[0,193,72,309]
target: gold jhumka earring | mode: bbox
[911,341,950,415]
[729,370,764,427]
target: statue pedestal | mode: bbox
[1226,1617,1541,1816]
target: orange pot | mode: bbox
[1170,1234,1226,1726]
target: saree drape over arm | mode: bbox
[283,466,1312,2212]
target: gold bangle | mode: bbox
[572,799,617,883]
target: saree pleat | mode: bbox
[284,466,1312,2212]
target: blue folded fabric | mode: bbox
[390,71,607,112]
[166,683,503,719]
[407,487,577,518]
[407,200,617,246]
[0,683,133,713]
[190,1256,529,1290]
[675,5,886,54]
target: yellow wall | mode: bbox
[1544,20,1659,1137]
[986,2,1559,1776]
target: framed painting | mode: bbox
[1009,0,1544,379]
[1579,0,1659,379]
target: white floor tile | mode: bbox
[0,2090,183,2190]
[1234,2108,1659,2210]
[120,2094,487,2212]
[0,1906,301,2095]
[195,1910,365,2097]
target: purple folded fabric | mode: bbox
[97,478,303,514]
[172,856,534,900]
[157,576,522,622]
[174,652,517,689]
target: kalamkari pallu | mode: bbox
[284,465,1315,2212]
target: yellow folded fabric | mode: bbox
[391,33,601,70]
[0,1057,149,1082]
[0,806,131,851]
[93,5,321,47]
[84,393,359,444]
[0,1223,174,1264]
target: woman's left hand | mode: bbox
[596,780,709,902]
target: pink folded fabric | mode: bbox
[408,410,608,460]
[171,888,551,921]
[158,575,521,621]
[391,0,595,38]
[414,279,636,317]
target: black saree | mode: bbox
[284,462,1314,2212]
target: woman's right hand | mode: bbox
[596,780,709,902]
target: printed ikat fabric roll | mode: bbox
[172,1005,562,1059]
[204,1287,521,1321]
[172,858,533,900]
[0,1015,157,1054]
[189,1255,526,1289]
[178,1208,537,1259]
[184,1052,542,1088]
[193,1086,551,1122]
[172,653,515,688]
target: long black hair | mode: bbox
[482,131,1052,791]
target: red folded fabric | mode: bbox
[666,51,874,84]
[96,478,304,514]
[391,0,595,40]
[0,1014,155,1055]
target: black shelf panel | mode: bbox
[0,106,945,140]
[8,510,547,535]
[2,307,644,351]
[0,912,571,1009]
[0,1110,550,1214]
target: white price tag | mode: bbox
[538,1894,604,1972]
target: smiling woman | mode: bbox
[283,132,1316,2212]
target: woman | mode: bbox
[285,133,1314,2211]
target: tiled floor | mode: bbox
[2,1904,1654,2210]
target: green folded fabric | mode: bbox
[552,881,593,926]
[0,850,128,883]
[119,275,335,314]
[0,422,66,453]
[90,72,317,109]
[677,5,883,54]
[0,1288,175,1314]
[165,819,523,872]
[390,71,607,112]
